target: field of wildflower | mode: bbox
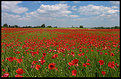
[1,28,120,77]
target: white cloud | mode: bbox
[73,1,80,3]
[2,1,28,14]
[111,6,118,9]
[71,6,77,10]
[60,1,66,3]
[27,4,71,18]
[110,1,120,5]
[78,4,119,16]
[69,15,79,18]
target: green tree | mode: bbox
[47,26,52,28]
[14,25,18,28]
[3,24,8,28]
[79,25,83,28]
[41,24,45,28]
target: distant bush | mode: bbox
[47,26,52,28]
[91,26,120,29]
[79,25,83,28]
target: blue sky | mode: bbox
[1,1,120,27]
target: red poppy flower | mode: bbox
[87,59,90,62]
[35,65,41,70]
[101,71,106,75]
[15,75,23,77]
[72,70,77,76]
[32,61,38,64]
[48,63,56,70]
[52,54,58,59]
[110,53,114,56]
[98,60,104,65]
[7,57,14,62]
[16,68,25,75]
[71,59,79,64]
[42,53,46,57]
[115,63,119,68]
[15,51,20,54]
[86,63,91,66]
[105,53,107,55]
[108,61,115,69]
[68,62,74,66]
[81,53,85,56]
[39,59,45,65]
[71,52,75,57]
[16,58,23,64]
[2,69,5,72]
[78,54,82,57]
[2,73,9,77]
[99,52,103,55]
[83,63,86,67]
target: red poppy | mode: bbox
[2,69,5,72]
[16,68,25,75]
[105,53,107,55]
[108,61,115,69]
[78,54,82,57]
[15,74,23,77]
[87,59,90,62]
[32,61,38,64]
[2,59,4,62]
[81,53,85,56]
[86,63,91,66]
[39,59,45,65]
[83,63,86,67]
[71,59,79,64]
[15,51,20,54]
[16,58,23,64]
[48,63,56,70]
[72,70,77,76]
[52,54,58,59]
[99,52,103,55]
[85,56,87,58]
[115,63,119,68]
[2,73,9,77]
[7,57,14,62]
[42,53,46,57]
[71,52,75,57]
[68,62,74,66]
[101,71,106,75]
[98,60,104,65]
[35,65,41,70]
[110,53,114,56]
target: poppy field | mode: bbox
[1,28,120,77]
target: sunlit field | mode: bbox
[1,28,120,77]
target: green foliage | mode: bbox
[41,24,45,28]
[92,26,120,29]
[3,24,8,27]
[79,25,83,28]
[47,26,52,28]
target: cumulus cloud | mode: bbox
[110,1,120,5]
[2,1,28,14]
[27,3,71,18]
[69,15,79,18]
[71,6,77,10]
[73,1,80,3]
[78,4,119,16]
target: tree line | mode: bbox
[91,26,120,29]
[2,23,120,29]
[2,24,57,28]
